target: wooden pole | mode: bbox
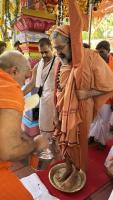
[88,3,93,47]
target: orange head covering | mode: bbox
[55,25,70,38]
[54,0,83,68]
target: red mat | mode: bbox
[37,140,113,200]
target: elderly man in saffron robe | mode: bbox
[52,0,113,189]
[0,50,48,199]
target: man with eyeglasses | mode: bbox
[24,38,60,144]
[51,0,113,190]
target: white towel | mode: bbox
[104,146,113,176]
[35,59,44,88]
[20,173,59,200]
[108,190,113,200]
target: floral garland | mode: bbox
[62,0,102,16]
[7,0,20,25]
[77,0,102,14]
[57,0,63,25]
[1,0,20,41]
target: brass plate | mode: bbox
[49,163,86,193]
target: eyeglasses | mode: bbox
[53,44,66,51]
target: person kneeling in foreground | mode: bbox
[0,50,48,200]
[52,0,113,190]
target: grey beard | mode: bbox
[61,57,72,65]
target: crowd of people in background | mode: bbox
[0,33,113,197]
[1,1,113,198]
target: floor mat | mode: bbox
[37,139,113,200]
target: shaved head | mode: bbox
[0,50,31,86]
[0,50,29,71]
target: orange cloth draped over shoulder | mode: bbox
[0,69,33,200]
[54,0,113,172]
[0,69,24,112]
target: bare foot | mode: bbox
[56,162,73,182]
[61,166,78,190]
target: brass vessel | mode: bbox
[49,163,86,193]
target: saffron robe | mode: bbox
[0,69,33,200]
[54,0,113,173]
